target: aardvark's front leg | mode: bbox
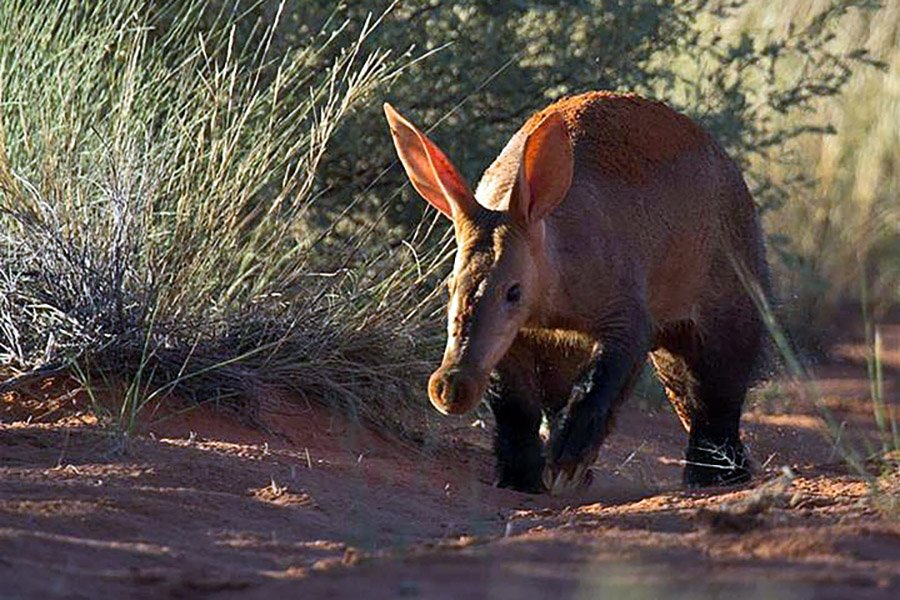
[489,340,545,493]
[546,321,650,493]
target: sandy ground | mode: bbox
[1,325,898,599]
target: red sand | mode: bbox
[1,325,898,599]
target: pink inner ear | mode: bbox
[419,134,476,216]
[384,103,475,220]
[516,111,574,225]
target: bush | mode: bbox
[0,0,442,435]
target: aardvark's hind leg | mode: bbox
[652,311,761,487]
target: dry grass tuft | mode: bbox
[0,1,445,437]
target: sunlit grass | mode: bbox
[746,0,900,340]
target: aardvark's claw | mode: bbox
[544,461,592,496]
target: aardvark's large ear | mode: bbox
[383,103,477,220]
[510,111,573,226]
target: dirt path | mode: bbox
[1,327,898,599]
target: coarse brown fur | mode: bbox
[385,91,769,493]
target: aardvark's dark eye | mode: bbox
[505,283,522,304]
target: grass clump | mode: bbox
[738,257,899,514]
[0,0,442,438]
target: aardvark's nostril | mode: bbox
[453,376,474,406]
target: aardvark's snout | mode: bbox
[428,366,488,415]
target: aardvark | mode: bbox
[384,91,768,494]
